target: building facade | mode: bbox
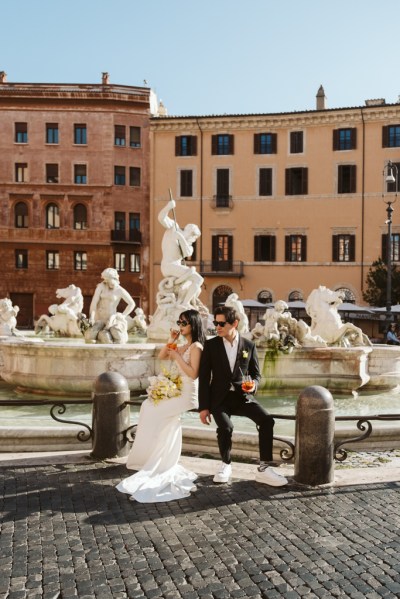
[149,91,400,316]
[0,73,152,326]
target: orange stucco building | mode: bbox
[150,89,400,318]
[0,73,152,326]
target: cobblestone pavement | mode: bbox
[2,459,400,599]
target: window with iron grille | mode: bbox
[285,235,307,262]
[332,234,355,262]
[338,165,356,193]
[254,133,277,154]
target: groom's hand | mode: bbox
[199,409,212,425]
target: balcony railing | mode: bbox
[200,260,244,277]
[111,229,142,243]
[213,194,233,209]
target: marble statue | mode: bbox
[0,298,22,336]
[35,285,84,337]
[147,198,209,339]
[225,293,249,334]
[305,286,371,347]
[85,268,135,344]
[126,307,148,336]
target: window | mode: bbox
[336,287,356,303]
[74,204,87,230]
[46,123,59,144]
[115,212,125,230]
[259,168,272,196]
[129,167,141,187]
[129,213,141,242]
[288,290,303,301]
[257,290,272,304]
[215,169,230,207]
[15,163,28,183]
[46,203,60,229]
[15,122,27,143]
[333,128,357,151]
[290,131,303,154]
[114,166,126,185]
[74,124,87,144]
[254,235,276,261]
[382,125,400,148]
[285,168,308,195]
[130,253,141,272]
[74,164,87,184]
[46,163,59,183]
[46,251,60,270]
[212,235,233,270]
[74,251,87,271]
[15,250,28,269]
[186,240,197,261]
[386,162,400,192]
[175,135,197,156]
[285,235,307,262]
[115,125,126,146]
[211,134,234,155]
[382,234,400,262]
[130,126,141,148]
[332,234,355,262]
[338,165,356,194]
[115,253,126,271]
[15,202,28,228]
[180,170,193,197]
[254,133,277,154]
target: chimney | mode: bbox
[0,71,7,84]
[101,72,109,85]
[316,85,326,110]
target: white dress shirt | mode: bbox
[223,332,239,391]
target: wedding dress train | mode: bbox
[116,345,199,503]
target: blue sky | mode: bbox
[2,0,400,116]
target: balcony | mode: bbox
[111,229,142,243]
[200,260,244,277]
[212,195,233,209]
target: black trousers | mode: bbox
[212,391,274,464]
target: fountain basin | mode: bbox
[1,337,400,396]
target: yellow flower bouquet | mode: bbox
[147,367,183,405]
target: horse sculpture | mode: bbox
[305,286,370,347]
[35,285,84,337]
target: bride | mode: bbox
[116,309,205,503]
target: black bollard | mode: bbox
[91,371,131,459]
[294,385,335,486]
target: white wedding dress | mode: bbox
[116,343,200,503]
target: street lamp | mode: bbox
[383,160,398,321]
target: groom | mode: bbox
[198,306,288,486]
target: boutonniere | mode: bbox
[242,350,249,359]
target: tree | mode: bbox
[363,258,400,306]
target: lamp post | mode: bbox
[383,160,398,322]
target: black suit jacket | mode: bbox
[198,334,261,412]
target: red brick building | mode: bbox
[0,73,151,327]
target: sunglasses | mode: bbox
[176,320,189,327]
[213,320,228,327]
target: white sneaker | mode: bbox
[213,462,232,483]
[255,467,288,487]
